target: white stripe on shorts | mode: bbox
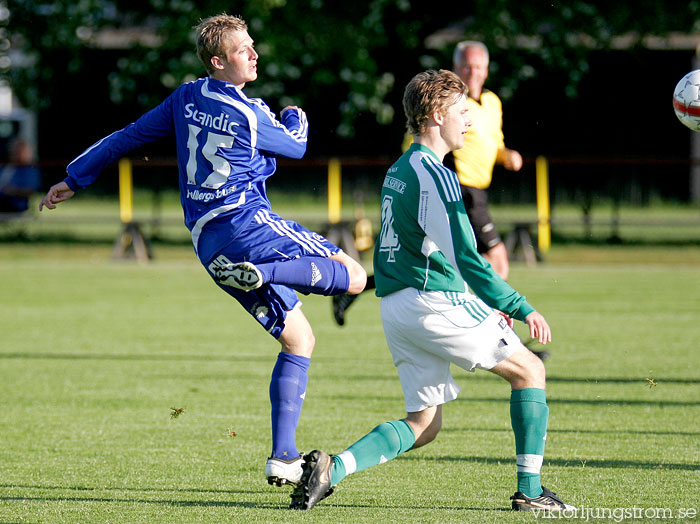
[255,209,317,252]
[444,291,489,323]
[254,209,332,256]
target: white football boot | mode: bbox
[265,455,304,487]
[207,256,263,291]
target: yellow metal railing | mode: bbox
[116,155,553,259]
[118,158,134,224]
[535,155,551,253]
[327,157,342,224]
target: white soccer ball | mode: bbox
[673,70,700,131]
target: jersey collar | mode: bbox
[408,142,441,162]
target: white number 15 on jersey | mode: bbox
[185,124,234,189]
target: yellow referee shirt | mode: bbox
[452,90,505,190]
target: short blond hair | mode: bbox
[403,69,467,136]
[195,14,248,75]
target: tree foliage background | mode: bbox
[4,0,700,158]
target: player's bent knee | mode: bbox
[278,309,316,357]
[412,421,440,448]
[342,257,367,294]
[280,332,315,355]
[516,354,546,389]
[493,348,546,389]
[347,268,367,295]
[406,407,442,449]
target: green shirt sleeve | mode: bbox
[418,152,535,322]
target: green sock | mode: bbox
[330,419,415,486]
[510,388,548,498]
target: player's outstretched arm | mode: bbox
[525,311,551,345]
[39,181,75,211]
[498,148,522,171]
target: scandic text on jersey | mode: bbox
[184,104,241,135]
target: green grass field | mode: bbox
[1,239,700,522]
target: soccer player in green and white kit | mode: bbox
[291,69,575,512]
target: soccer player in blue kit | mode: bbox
[39,14,366,488]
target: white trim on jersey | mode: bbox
[409,151,463,283]
[248,99,308,145]
[254,209,332,256]
[422,154,461,203]
[191,191,247,254]
[67,130,120,170]
[201,78,258,157]
[284,107,309,143]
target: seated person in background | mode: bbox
[0,138,41,213]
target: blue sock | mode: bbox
[256,256,350,296]
[269,352,310,459]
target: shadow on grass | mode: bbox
[0,483,286,509]
[546,376,700,385]
[0,484,509,512]
[0,494,281,509]
[0,483,250,494]
[452,396,700,408]
[321,392,700,408]
[0,351,268,362]
[3,352,696,391]
[399,455,699,471]
[440,426,700,437]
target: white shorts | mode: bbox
[380,287,523,412]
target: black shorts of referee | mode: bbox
[460,185,502,255]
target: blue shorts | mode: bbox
[198,208,342,338]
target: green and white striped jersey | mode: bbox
[373,143,535,323]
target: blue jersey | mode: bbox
[64,77,308,254]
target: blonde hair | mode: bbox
[403,69,467,135]
[195,14,248,75]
